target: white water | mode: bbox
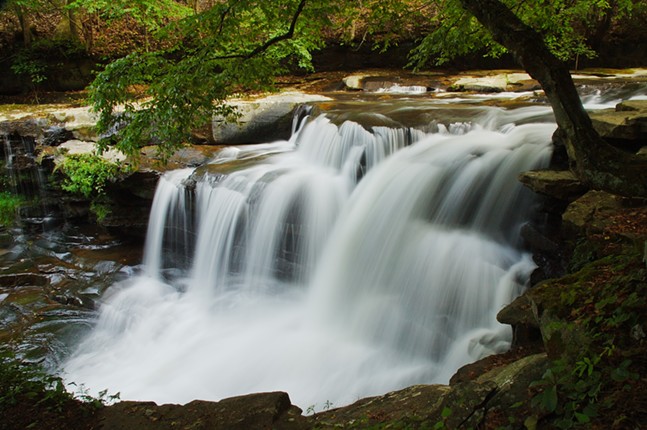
[63,105,554,410]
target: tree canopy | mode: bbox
[1,0,645,193]
[64,0,641,160]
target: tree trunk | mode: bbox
[66,0,82,43]
[458,0,647,198]
[16,6,32,47]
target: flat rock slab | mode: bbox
[590,99,647,142]
[518,169,587,201]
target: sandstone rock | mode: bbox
[518,169,587,201]
[589,99,647,143]
[212,92,331,144]
[450,72,539,92]
[57,140,126,164]
[342,74,366,90]
[139,145,222,171]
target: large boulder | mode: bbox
[211,92,331,144]
[518,169,587,201]
[450,72,540,92]
[590,99,647,144]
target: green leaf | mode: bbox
[574,412,590,423]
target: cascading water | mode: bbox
[63,103,554,409]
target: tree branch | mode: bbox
[213,0,308,60]
[458,0,647,197]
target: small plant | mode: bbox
[55,152,127,198]
[0,347,74,413]
[89,200,112,222]
[0,191,22,227]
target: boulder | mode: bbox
[211,92,331,144]
[562,190,626,236]
[56,140,126,163]
[518,169,587,201]
[342,74,433,93]
[589,99,647,144]
[450,72,539,92]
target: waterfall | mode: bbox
[63,105,554,409]
[142,168,194,278]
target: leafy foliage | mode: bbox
[56,153,126,198]
[0,347,75,413]
[68,0,191,33]
[410,0,640,67]
[10,38,86,84]
[89,0,335,161]
[529,250,645,428]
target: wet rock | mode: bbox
[0,273,49,288]
[520,223,559,253]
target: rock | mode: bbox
[562,190,624,236]
[342,74,366,90]
[450,72,539,92]
[437,380,499,429]
[57,140,127,163]
[0,273,49,288]
[98,392,308,430]
[49,107,99,141]
[520,223,559,253]
[472,353,550,427]
[212,92,331,144]
[589,99,647,144]
[139,145,223,170]
[518,169,587,201]
[341,72,439,93]
[497,294,539,328]
[313,385,450,428]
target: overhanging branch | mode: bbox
[213,0,308,60]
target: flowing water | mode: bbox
[62,99,557,409]
[0,80,641,410]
